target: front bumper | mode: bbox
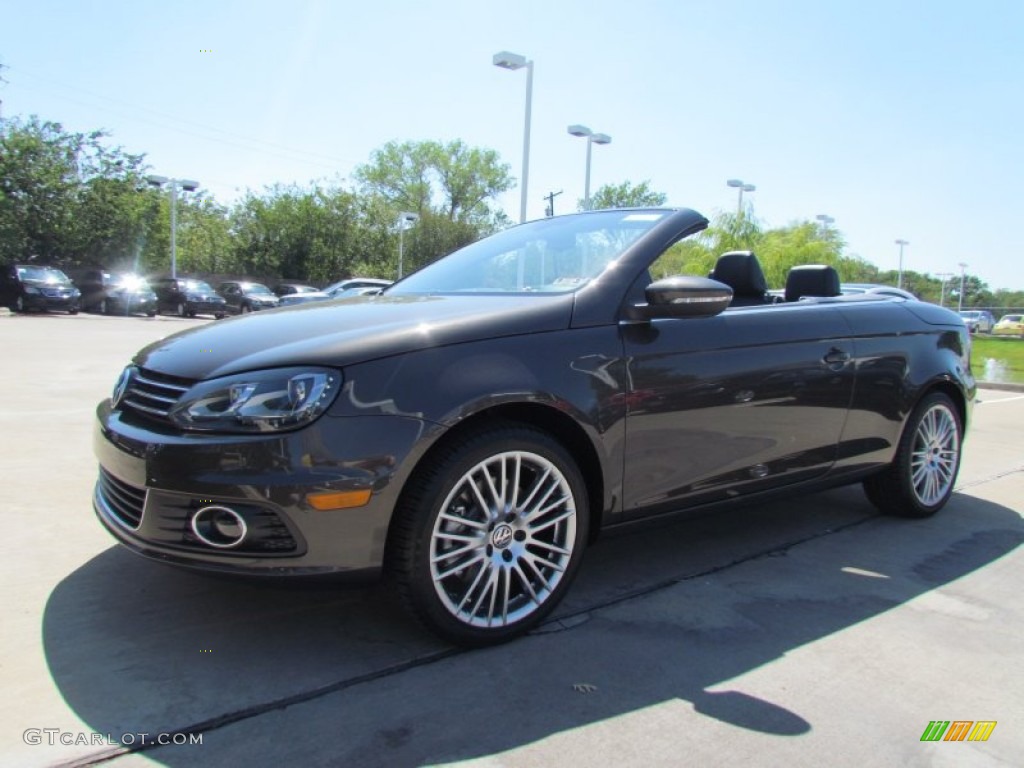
[186,300,227,315]
[93,400,436,577]
[24,293,79,312]
[114,294,157,314]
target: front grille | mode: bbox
[121,367,193,423]
[98,469,147,529]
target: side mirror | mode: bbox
[628,276,732,320]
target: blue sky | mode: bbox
[2,0,1022,290]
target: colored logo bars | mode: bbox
[920,721,997,742]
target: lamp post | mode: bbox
[396,212,419,279]
[493,51,533,224]
[726,179,756,216]
[894,239,909,289]
[935,272,954,307]
[567,125,612,210]
[816,214,835,236]
[957,262,968,312]
[147,175,199,278]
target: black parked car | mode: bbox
[75,270,157,316]
[151,277,227,319]
[216,281,280,314]
[0,264,80,313]
[272,283,320,299]
[93,209,975,646]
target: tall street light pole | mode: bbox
[147,175,199,278]
[493,51,533,224]
[567,125,612,210]
[957,262,968,312]
[895,239,909,289]
[934,272,953,307]
[727,179,755,216]
[396,212,419,279]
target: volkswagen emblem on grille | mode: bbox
[112,366,134,408]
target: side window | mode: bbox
[647,241,713,281]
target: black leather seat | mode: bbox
[709,251,773,307]
[784,265,841,302]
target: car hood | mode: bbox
[134,293,575,380]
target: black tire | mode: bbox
[389,424,589,647]
[68,307,78,315]
[863,392,962,518]
[13,296,25,313]
[214,312,225,320]
[99,299,109,315]
[241,303,251,314]
[176,302,187,318]
[146,310,156,318]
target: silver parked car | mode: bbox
[958,310,995,334]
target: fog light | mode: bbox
[192,506,248,548]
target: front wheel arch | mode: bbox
[388,403,607,552]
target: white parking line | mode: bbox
[976,394,1024,405]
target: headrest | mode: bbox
[709,251,768,297]
[785,265,841,302]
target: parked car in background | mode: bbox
[216,281,280,314]
[278,278,392,307]
[959,310,995,334]
[272,283,320,299]
[92,208,975,647]
[992,314,1024,337]
[0,264,80,314]
[75,270,157,316]
[151,277,227,319]
[840,283,917,300]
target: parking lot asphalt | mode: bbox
[1,311,1021,768]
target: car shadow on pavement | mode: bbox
[42,489,1022,766]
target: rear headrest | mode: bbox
[785,265,841,302]
[709,251,768,297]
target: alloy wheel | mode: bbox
[428,450,577,629]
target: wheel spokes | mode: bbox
[910,405,959,506]
[430,450,577,629]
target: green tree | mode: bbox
[355,139,513,226]
[0,116,149,266]
[582,180,667,211]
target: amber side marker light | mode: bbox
[306,489,373,511]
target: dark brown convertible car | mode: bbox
[92,208,975,645]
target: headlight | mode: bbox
[23,286,41,295]
[168,367,341,433]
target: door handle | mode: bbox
[823,347,851,366]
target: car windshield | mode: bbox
[183,280,215,293]
[388,210,668,295]
[243,283,274,295]
[115,274,150,290]
[959,311,981,319]
[17,266,71,284]
[1002,315,1022,322]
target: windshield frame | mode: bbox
[387,210,676,297]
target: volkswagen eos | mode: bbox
[93,208,975,645]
